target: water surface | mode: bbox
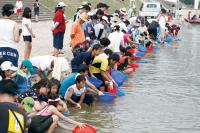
[58,24,200,133]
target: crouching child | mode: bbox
[64,75,94,109]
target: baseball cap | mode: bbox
[0,79,18,95]
[22,59,33,73]
[22,97,35,113]
[56,2,66,7]
[102,16,109,23]
[1,61,18,71]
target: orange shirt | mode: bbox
[70,21,85,48]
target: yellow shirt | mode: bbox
[90,57,109,74]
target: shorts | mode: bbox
[23,36,32,42]
[71,94,94,105]
[17,8,22,14]
[28,115,53,133]
[34,9,39,16]
[53,32,64,49]
[0,47,19,67]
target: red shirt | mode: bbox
[53,9,66,34]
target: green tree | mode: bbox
[180,0,194,4]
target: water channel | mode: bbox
[58,24,200,133]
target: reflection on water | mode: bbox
[58,25,200,133]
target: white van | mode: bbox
[139,2,161,18]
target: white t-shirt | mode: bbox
[118,22,128,33]
[159,15,166,28]
[108,31,124,53]
[94,23,107,40]
[64,84,86,98]
[30,55,54,71]
[15,1,23,9]
[22,18,32,36]
[0,19,17,49]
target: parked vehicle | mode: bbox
[139,2,161,18]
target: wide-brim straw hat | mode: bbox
[79,12,88,22]
[120,8,128,15]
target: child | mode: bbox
[22,7,35,59]
[64,75,94,109]
[60,65,104,98]
[28,93,85,133]
[49,78,68,113]
[15,59,33,94]
[0,61,18,80]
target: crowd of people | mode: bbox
[0,1,181,133]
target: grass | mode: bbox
[40,0,142,19]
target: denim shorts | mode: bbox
[53,32,64,49]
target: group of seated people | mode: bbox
[0,2,182,132]
[186,11,200,23]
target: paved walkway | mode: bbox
[17,20,74,63]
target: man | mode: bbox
[0,79,26,133]
[71,44,102,73]
[52,2,66,57]
[90,53,120,89]
[70,12,88,56]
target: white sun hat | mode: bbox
[56,2,66,7]
[1,61,18,71]
[102,16,109,23]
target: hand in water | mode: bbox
[78,123,86,128]
[98,91,104,96]
[76,103,81,109]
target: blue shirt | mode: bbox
[85,22,96,40]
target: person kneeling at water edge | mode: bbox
[90,53,120,92]
[65,75,94,109]
[29,93,85,133]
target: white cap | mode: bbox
[1,61,18,71]
[102,16,109,23]
[88,11,95,16]
[56,2,66,7]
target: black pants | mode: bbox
[29,115,53,133]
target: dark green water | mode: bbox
[57,24,200,133]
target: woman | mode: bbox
[0,4,20,67]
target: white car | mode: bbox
[139,2,161,18]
